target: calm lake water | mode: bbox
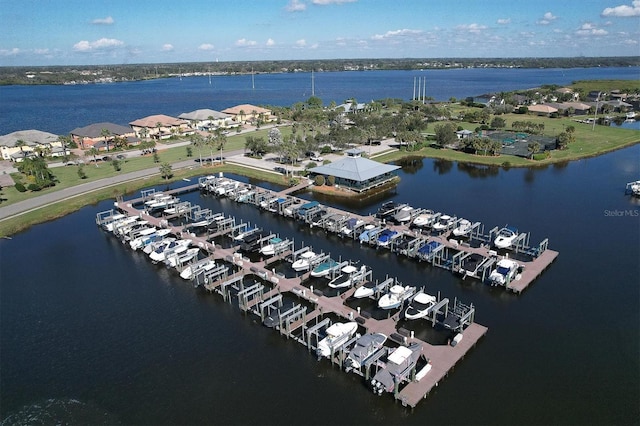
[1,66,639,135]
[1,143,639,425]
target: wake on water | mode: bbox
[1,398,120,426]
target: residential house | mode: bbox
[70,122,138,150]
[527,104,558,116]
[129,114,191,140]
[0,129,63,162]
[220,104,274,125]
[178,109,235,131]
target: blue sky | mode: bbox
[1,0,639,66]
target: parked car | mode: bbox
[310,155,323,162]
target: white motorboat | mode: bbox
[291,251,317,272]
[432,214,453,232]
[149,239,191,263]
[378,284,416,310]
[165,247,200,268]
[344,333,387,371]
[393,205,414,223]
[316,322,359,358]
[233,227,261,242]
[310,259,340,278]
[129,228,171,250]
[328,265,363,289]
[353,279,388,299]
[143,237,175,255]
[411,210,434,227]
[404,290,437,320]
[452,219,472,237]
[180,259,216,280]
[109,216,140,233]
[494,226,519,249]
[488,258,519,286]
[258,237,283,256]
[102,214,126,232]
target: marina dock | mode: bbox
[96,174,563,408]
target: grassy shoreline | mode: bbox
[1,116,638,237]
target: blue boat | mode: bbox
[376,229,398,247]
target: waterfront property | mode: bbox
[220,104,276,125]
[177,109,236,131]
[69,122,139,151]
[308,149,401,193]
[129,114,193,140]
[0,129,64,162]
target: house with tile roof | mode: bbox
[220,104,275,124]
[129,114,191,140]
[70,122,138,150]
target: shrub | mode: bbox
[27,183,41,191]
[305,162,317,170]
[326,175,336,186]
[314,175,325,186]
[14,182,26,192]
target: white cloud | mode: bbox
[235,38,257,47]
[91,16,114,25]
[266,38,275,46]
[33,48,49,55]
[285,0,306,12]
[295,39,307,47]
[198,43,215,51]
[162,44,174,51]
[0,48,20,56]
[575,22,609,36]
[602,1,640,17]
[73,38,124,52]
[496,18,511,25]
[537,11,557,25]
[623,38,639,44]
[371,29,422,40]
[455,23,488,33]
[312,0,357,4]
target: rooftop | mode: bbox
[310,156,400,182]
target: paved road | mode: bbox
[0,138,397,222]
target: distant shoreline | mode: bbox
[2,56,638,86]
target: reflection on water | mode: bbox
[456,162,500,179]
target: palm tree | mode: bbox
[189,133,205,165]
[88,147,99,167]
[15,139,27,160]
[527,142,541,159]
[214,129,227,164]
[100,128,111,152]
[159,162,173,180]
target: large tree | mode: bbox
[434,122,457,147]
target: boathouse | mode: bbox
[308,149,400,193]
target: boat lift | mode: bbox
[277,304,308,341]
[305,318,331,353]
[259,294,283,322]
[237,282,265,313]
